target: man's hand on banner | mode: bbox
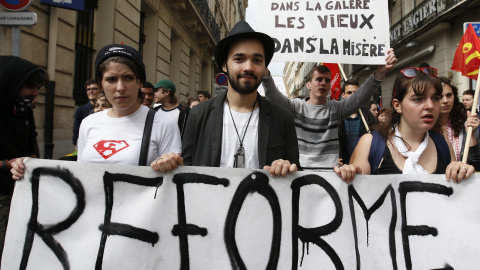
[151,152,183,172]
[263,159,297,177]
[374,48,397,80]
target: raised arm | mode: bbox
[262,69,295,112]
[337,49,397,120]
[373,48,397,81]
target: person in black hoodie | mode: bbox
[0,56,48,259]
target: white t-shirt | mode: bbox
[77,105,182,165]
[220,103,259,169]
[159,105,180,123]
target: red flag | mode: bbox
[451,24,480,80]
[322,63,341,100]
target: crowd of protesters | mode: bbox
[4,21,479,258]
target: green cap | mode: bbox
[154,79,176,94]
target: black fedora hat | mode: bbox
[214,21,275,69]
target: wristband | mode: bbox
[2,160,7,171]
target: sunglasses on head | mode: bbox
[393,67,438,98]
[400,67,438,78]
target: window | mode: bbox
[404,0,415,14]
[139,11,146,57]
[73,0,97,106]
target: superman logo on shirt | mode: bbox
[93,140,129,159]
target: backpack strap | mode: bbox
[428,130,451,165]
[138,109,156,166]
[177,104,190,138]
[368,130,386,175]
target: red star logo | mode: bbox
[93,140,129,159]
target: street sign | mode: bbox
[0,12,36,25]
[464,22,480,37]
[40,0,84,11]
[215,73,228,86]
[0,0,33,11]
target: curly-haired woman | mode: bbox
[437,76,480,170]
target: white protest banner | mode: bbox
[3,159,480,269]
[256,0,390,64]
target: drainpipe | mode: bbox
[44,6,58,159]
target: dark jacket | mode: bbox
[182,91,300,168]
[338,107,376,164]
[72,102,93,145]
[0,56,43,194]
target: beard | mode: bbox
[226,65,262,95]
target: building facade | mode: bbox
[284,0,480,105]
[0,0,247,158]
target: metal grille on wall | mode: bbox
[139,11,146,58]
[192,0,220,42]
[73,0,98,106]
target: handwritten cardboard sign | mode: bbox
[2,159,479,269]
[256,0,390,64]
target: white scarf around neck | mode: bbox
[392,126,429,174]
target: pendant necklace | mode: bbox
[226,96,258,168]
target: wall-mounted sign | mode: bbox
[40,0,84,11]
[215,73,228,86]
[0,12,36,25]
[464,22,480,37]
[0,0,33,11]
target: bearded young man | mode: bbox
[152,21,300,176]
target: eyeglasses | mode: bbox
[400,67,438,78]
[86,87,99,91]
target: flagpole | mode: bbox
[462,71,480,163]
[337,63,370,132]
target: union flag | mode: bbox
[451,24,480,80]
[322,63,342,100]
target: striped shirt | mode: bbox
[262,74,381,171]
